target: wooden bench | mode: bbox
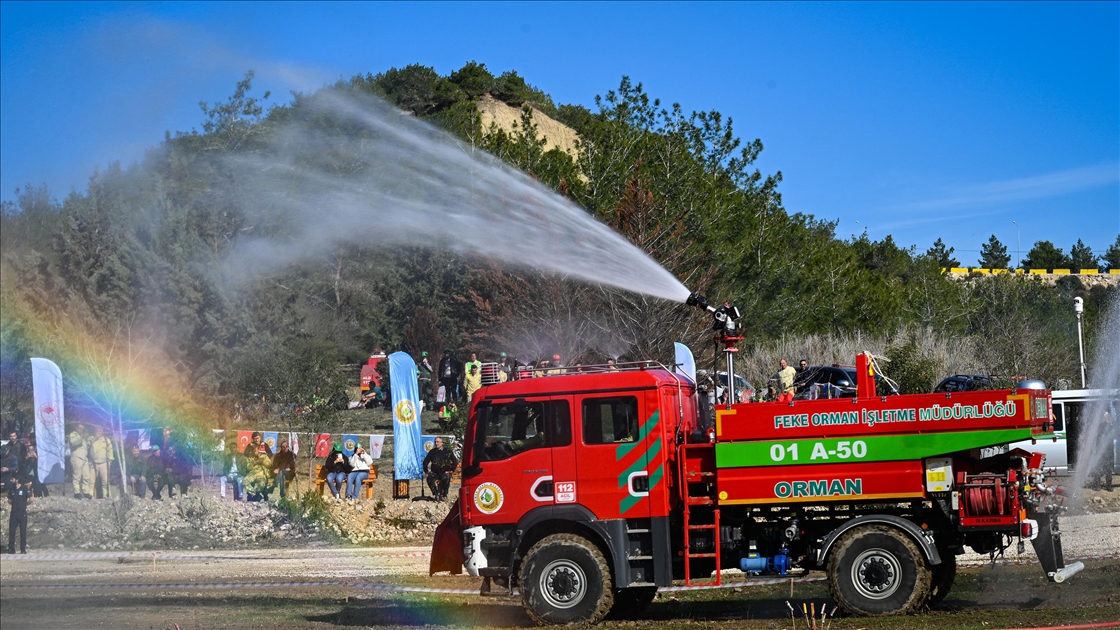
[314,464,378,499]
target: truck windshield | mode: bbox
[472,400,571,464]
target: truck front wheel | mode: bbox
[827,525,932,616]
[520,533,614,625]
[927,554,956,606]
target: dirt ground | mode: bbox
[3,521,1119,629]
[1,558,1118,629]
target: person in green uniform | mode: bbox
[88,425,116,498]
[243,450,274,501]
[68,423,93,499]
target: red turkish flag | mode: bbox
[238,431,253,453]
[315,433,331,457]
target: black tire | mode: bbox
[827,525,932,616]
[520,533,614,625]
[606,586,657,620]
[927,554,956,606]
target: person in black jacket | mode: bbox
[1,431,26,493]
[7,475,32,554]
[322,448,350,499]
[165,445,191,497]
[423,437,458,501]
[437,349,458,402]
[23,445,48,498]
[271,440,297,499]
[124,445,148,498]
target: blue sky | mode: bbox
[2,1,1117,266]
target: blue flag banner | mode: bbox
[389,351,424,480]
[342,434,359,458]
[31,358,66,484]
[263,431,279,453]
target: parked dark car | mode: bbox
[933,374,1001,393]
[794,365,859,399]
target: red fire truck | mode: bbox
[432,295,1080,624]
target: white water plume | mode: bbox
[220,89,690,303]
[1069,291,1120,496]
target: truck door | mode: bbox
[576,393,653,520]
[463,398,572,525]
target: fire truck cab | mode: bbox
[459,365,690,620]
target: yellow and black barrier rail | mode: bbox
[944,268,1120,275]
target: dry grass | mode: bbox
[734,328,983,388]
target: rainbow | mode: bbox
[2,285,214,444]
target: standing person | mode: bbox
[497,353,513,382]
[547,354,564,375]
[68,423,93,499]
[464,352,482,376]
[423,437,458,501]
[463,364,483,403]
[606,358,619,372]
[438,349,457,404]
[7,475,32,554]
[88,425,116,499]
[322,447,350,499]
[346,446,373,500]
[418,351,435,406]
[1,431,26,492]
[797,359,808,374]
[271,440,297,499]
[220,441,245,500]
[775,359,797,396]
[155,427,174,451]
[124,445,148,499]
[23,445,48,497]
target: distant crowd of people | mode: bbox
[218,432,297,502]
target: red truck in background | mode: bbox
[360,351,387,392]
[432,295,1080,624]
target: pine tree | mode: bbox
[1103,235,1120,271]
[1069,239,1097,271]
[1022,241,1072,271]
[978,235,1011,269]
[926,238,959,268]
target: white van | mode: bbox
[1006,389,1118,485]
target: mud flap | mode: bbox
[429,498,464,575]
[1029,508,1084,583]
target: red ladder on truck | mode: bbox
[681,443,721,586]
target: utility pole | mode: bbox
[1074,297,1086,388]
[1012,221,1021,270]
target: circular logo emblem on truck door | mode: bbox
[474,482,504,514]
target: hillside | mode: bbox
[1,62,1116,445]
[477,93,580,162]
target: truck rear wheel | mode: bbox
[827,525,932,616]
[520,533,614,625]
[927,554,956,606]
[607,586,657,619]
